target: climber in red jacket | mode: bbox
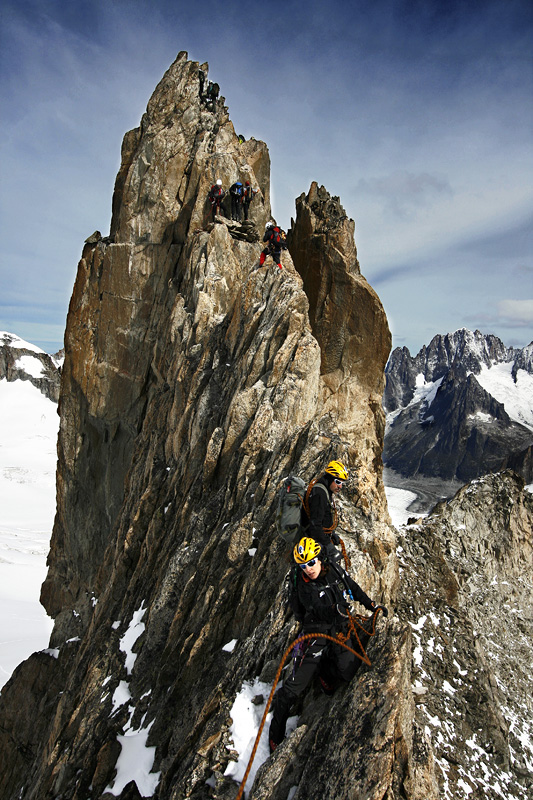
[259,222,287,269]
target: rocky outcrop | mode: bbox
[0,332,61,402]
[500,443,533,483]
[396,471,533,798]
[287,183,392,515]
[383,330,533,485]
[0,52,404,800]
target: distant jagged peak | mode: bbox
[423,328,513,375]
[384,328,532,414]
[512,340,533,378]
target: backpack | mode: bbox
[269,226,283,247]
[299,478,338,534]
[275,475,307,545]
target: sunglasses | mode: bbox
[299,558,319,569]
[334,478,344,486]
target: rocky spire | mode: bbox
[0,51,399,800]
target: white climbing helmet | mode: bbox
[216,179,222,186]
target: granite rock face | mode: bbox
[0,52,405,800]
[396,471,533,799]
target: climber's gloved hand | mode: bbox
[371,602,389,617]
[330,532,340,546]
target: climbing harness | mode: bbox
[291,639,306,677]
[234,607,383,800]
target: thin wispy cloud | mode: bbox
[497,300,533,327]
[356,171,453,219]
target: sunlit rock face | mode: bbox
[288,183,392,521]
[2,51,530,800]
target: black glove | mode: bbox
[371,602,388,618]
[330,532,340,546]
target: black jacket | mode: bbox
[297,561,373,633]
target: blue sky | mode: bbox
[1,0,532,355]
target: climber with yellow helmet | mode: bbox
[268,536,381,753]
[301,460,349,562]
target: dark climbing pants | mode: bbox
[260,246,282,266]
[231,195,242,221]
[268,636,359,745]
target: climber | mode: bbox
[208,179,226,219]
[259,222,287,270]
[301,460,349,562]
[242,181,257,221]
[205,81,219,111]
[230,181,244,222]
[268,537,387,753]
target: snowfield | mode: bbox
[475,361,533,432]
[0,378,57,689]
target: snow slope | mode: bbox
[0,378,57,689]
[475,361,533,432]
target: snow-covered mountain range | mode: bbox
[0,332,59,688]
[383,329,533,491]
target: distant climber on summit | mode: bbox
[204,81,219,111]
[268,536,387,753]
[259,221,287,269]
[208,180,225,219]
[229,181,244,222]
[301,460,349,562]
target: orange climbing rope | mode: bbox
[234,608,382,800]
[338,534,351,571]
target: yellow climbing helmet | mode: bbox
[324,460,349,481]
[293,537,322,565]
